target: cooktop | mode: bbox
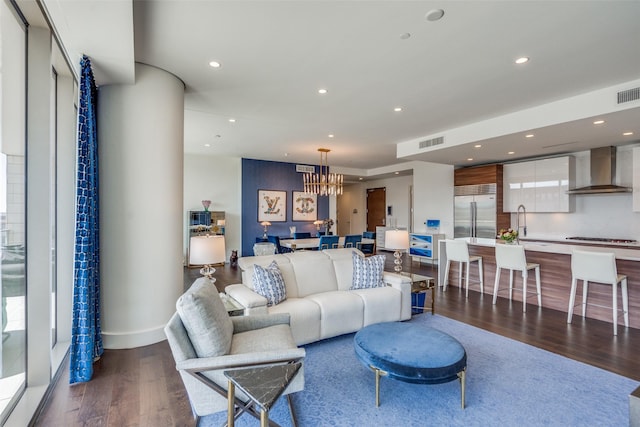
[565,236,637,244]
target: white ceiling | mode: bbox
[43,0,640,174]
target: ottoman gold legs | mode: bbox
[369,365,467,409]
[458,368,466,409]
[370,366,388,407]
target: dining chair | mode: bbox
[360,232,376,255]
[318,235,339,250]
[267,235,293,254]
[293,232,312,239]
[343,234,362,249]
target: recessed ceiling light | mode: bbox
[467,158,473,161]
[425,9,445,22]
[394,107,402,112]
[623,131,634,136]
[525,134,534,138]
[593,120,605,125]
[328,134,334,138]
[204,143,211,147]
[228,118,236,123]
[400,33,411,40]
[508,151,515,155]
[515,57,529,64]
[359,177,363,181]
[394,171,400,175]
[209,61,221,68]
[318,88,328,94]
[284,153,289,157]
[474,144,482,148]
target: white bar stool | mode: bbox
[492,244,541,312]
[443,239,483,297]
[567,250,629,336]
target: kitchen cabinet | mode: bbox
[503,156,574,212]
[410,233,444,263]
[633,147,640,212]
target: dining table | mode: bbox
[280,236,375,250]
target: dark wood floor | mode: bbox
[33,253,640,426]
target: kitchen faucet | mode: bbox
[516,204,527,242]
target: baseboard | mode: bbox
[102,325,167,349]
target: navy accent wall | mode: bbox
[241,158,329,256]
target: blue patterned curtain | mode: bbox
[70,55,103,384]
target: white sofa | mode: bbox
[225,248,412,346]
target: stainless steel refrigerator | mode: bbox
[454,184,497,239]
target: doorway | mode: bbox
[366,187,386,232]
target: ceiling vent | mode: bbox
[418,136,444,149]
[296,164,315,173]
[617,87,640,104]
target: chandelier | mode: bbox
[303,148,343,196]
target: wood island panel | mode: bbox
[442,244,640,330]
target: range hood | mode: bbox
[566,146,631,195]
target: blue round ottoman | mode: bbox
[354,322,467,408]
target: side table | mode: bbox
[220,293,245,316]
[225,361,302,427]
[400,272,435,315]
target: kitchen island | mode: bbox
[438,238,640,330]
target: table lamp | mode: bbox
[313,220,324,237]
[385,229,410,273]
[260,221,271,239]
[189,235,226,282]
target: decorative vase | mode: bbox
[202,199,211,211]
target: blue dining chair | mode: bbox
[361,231,376,255]
[293,232,312,239]
[318,235,339,250]
[343,234,362,249]
[267,235,293,254]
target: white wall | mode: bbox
[364,175,413,229]
[413,162,455,237]
[519,144,640,240]
[338,182,366,235]
[338,162,454,238]
[183,154,241,261]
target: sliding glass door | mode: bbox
[0,0,27,421]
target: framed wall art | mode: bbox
[258,190,286,222]
[292,191,317,221]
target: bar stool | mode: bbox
[492,244,541,312]
[567,250,629,336]
[443,239,483,297]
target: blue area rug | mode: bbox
[202,314,637,426]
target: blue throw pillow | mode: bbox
[253,260,287,306]
[351,252,386,289]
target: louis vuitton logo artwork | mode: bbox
[263,195,281,215]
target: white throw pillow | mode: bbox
[253,260,287,306]
[351,251,386,289]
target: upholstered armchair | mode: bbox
[164,278,305,425]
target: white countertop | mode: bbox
[451,237,640,262]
